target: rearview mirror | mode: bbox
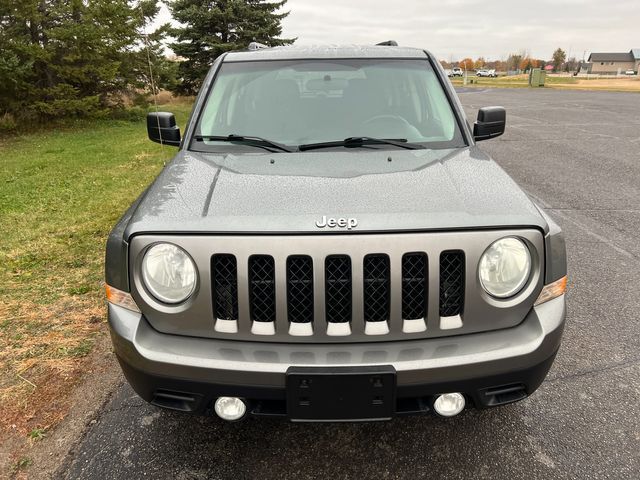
[473,106,506,142]
[147,112,181,146]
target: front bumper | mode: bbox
[108,295,566,417]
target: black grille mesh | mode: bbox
[211,254,238,320]
[363,254,390,322]
[287,256,314,323]
[325,255,352,323]
[402,253,427,320]
[249,255,276,322]
[439,250,465,317]
[214,250,466,332]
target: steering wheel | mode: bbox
[360,114,420,138]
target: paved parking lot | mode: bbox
[61,89,640,479]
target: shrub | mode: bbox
[0,112,17,132]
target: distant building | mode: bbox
[586,49,640,74]
[577,62,592,74]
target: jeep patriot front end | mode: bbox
[105,43,567,421]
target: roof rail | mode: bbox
[376,40,398,46]
[248,41,269,51]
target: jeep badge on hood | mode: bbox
[315,216,358,230]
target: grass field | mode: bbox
[0,98,193,446]
[449,73,640,91]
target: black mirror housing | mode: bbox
[147,112,181,146]
[473,106,506,142]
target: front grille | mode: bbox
[212,254,238,320]
[402,253,428,320]
[249,255,276,322]
[211,251,466,333]
[141,230,543,342]
[325,255,352,323]
[363,254,390,322]
[287,256,314,323]
[439,250,465,317]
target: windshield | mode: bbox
[193,58,465,151]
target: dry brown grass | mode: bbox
[451,73,640,92]
[0,100,193,476]
[0,297,103,438]
[154,90,175,105]
[562,77,640,91]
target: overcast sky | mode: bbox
[156,0,638,61]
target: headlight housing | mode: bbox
[141,243,197,304]
[479,237,531,298]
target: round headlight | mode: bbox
[141,243,197,304]
[479,237,531,298]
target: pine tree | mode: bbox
[552,48,567,72]
[168,0,295,95]
[0,0,171,121]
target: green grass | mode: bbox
[28,428,46,441]
[0,101,192,305]
[0,98,193,435]
[542,76,578,84]
[12,457,32,473]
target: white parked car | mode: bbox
[477,69,497,77]
[449,67,463,77]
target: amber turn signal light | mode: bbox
[534,276,567,306]
[105,284,141,313]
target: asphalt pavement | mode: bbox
[61,88,640,480]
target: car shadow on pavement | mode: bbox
[64,382,553,479]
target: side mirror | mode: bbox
[473,106,506,141]
[147,112,181,146]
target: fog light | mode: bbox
[214,397,246,421]
[433,393,466,417]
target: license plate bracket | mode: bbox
[286,365,396,422]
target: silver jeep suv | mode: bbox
[105,43,567,422]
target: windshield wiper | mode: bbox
[193,134,293,153]
[298,137,425,151]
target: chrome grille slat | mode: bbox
[235,255,252,333]
[350,254,365,333]
[274,253,289,333]
[388,252,404,333]
[311,254,326,333]
[426,252,441,332]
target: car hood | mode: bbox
[124,147,547,237]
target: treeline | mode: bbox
[0,0,292,129]
[442,48,576,73]
[0,1,173,125]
